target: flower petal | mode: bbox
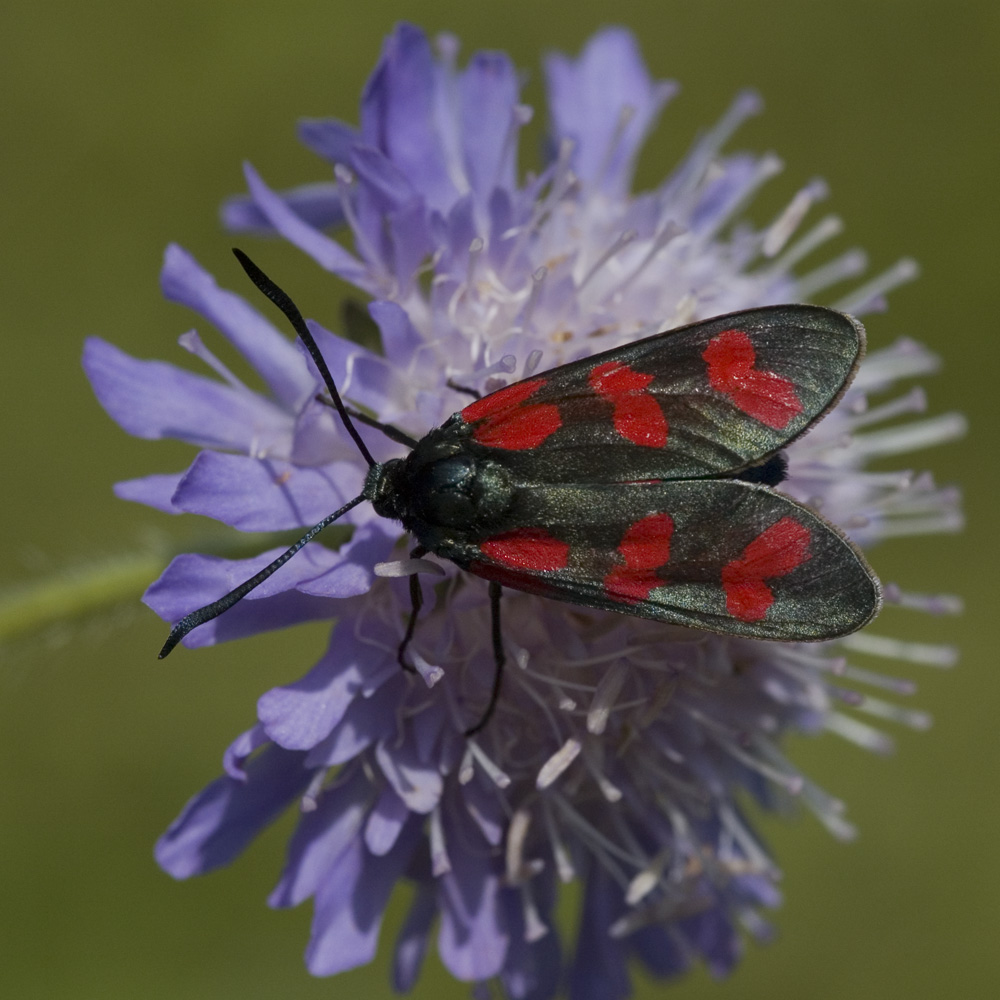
[171,451,364,531]
[83,336,290,452]
[155,744,310,878]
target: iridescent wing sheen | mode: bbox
[455,304,864,483]
[436,479,880,642]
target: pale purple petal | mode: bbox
[156,745,310,878]
[257,615,395,750]
[83,337,290,452]
[304,675,404,768]
[297,118,360,164]
[375,732,444,815]
[436,806,509,981]
[160,244,313,409]
[269,764,372,908]
[364,785,410,856]
[222,724,269,781]
[305,818,421,976]
[361,23,457,212]
[222,181,344,233]
[113,473,185,512]
[242,163,374,290]
[567,869,630,1000]
[545,28,676,197]
[392,882,437,992]
[460,51,521,200]
[171,451,364,531]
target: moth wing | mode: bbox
[441,479,880,641]
[458,305,864,482]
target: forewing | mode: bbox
[457,305,864,481]
[440,480,880,641]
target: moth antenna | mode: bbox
[158,494,367,658]
[232,248,377,469]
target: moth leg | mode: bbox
[464,581,505,736]
[446,378,481,400]
[397,545,427,674]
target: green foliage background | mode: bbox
[0,2,995,997]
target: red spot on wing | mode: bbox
[480,527,570,572]
[702,330,803,430]
[462,378,562,450]
[589,361,668,447]
[604,512,674,603]
[721,517,811,621]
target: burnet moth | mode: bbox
[159,249,881,733]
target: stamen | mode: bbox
[762,178,829,257]
[596,104,637,189]
[466,739,511,788]
[794,248,868,298]
[838,632,958,668]
[824,711,895,759]
[578,229,637,292]
[540,799,576,882]
[854,694,932,730]
[300,767,329,813]
[587,662,630,734]
[374,558,447,578]
[853,338,942,389]
[833,258,920,314]
[625,847,670,905]
[849,412,968,459]
[536,738,582,789]
[520,885,549,942]
[429,806,451,876]
[763,214,844,278]
[505,809,544,883]
[666,90,763,204]
[882,585,963,615]
[842,387,927,430]
[178,331,249,392]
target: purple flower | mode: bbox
[85,24,963,999]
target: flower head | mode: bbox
[85,24,963,999]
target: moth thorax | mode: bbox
[408,452,514,530]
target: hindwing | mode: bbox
[436,480,880,641]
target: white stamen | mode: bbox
[536,739,582,790]
[838,632,958,668]
[855,694,932,730]
[374,558,446,578]
[849,412,968,459]
[300,767,328,813]
[626,848,670,905]
[764,214,844,277]
[833,258,920,314]
[505,809,542,884]
[521,886,549,942]
[578,229,636,291]
[407,651,444,688]
[540,800,576,882]
[465,739,511,788]
[587,662,630,734]
[178,331,249,393]
[762,178,828,257]
[883,585,963,615]
[794,248,868,298]
[429,806,451,876]
[853,338,941,389]
[843,387,927,430]
[824,712,895,759]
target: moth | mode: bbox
[159,250,881,731]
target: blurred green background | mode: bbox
[0,2,995,997]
